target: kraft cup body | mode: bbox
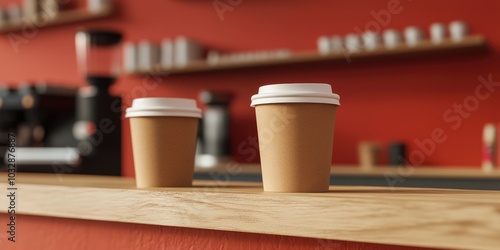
[255,103,336,192]
[130,116,198,188]
[126,97,202,188]
[251,83,340,193]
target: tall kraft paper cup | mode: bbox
[251,83,340,192]
[126,98,202,188]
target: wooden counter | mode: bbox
[1,173,499,250]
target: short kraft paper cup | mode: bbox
[126,98,202,188]
[251,83,340,192]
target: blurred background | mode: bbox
[0,0,499,178]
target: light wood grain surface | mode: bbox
[127,36,487,75]
[0,173,499,250]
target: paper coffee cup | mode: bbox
[449,21,469,42]
[430,23,447,44]
[345,33,362,52]
[363,31,381,50]
[126,98,202,188]
[317,36,331,55]
[404,26,424,47]
[330,36,344,53]
[251,83,340,192]
[383,29,402,49]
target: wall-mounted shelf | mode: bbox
[0,8,113,33]
[127,36,487,76]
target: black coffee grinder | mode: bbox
[74,29,123,175]
[0,29,123,176]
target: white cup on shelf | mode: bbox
[317,36,331,55]
[345,33,362,52]
[23,0,39,18]
[207,50,219,65]
[329,36,343,53]
[404,26,424,47]
[138,41,160,72]
[123,42,137,73]
[430,23,447,44]
[87,0,111,13]
[160,39,174,69]
[363,31,381,50]
[383,29,402,49]
[174,36,203,67]
[276,49,291,58]
[449,21,469,42]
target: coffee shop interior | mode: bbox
[0,0,499,249]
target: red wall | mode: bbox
[1,0,500,177]
[0,214,434,250]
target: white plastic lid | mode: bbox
[250,83,340,107]
[125,98,202,118]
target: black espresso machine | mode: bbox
[0,29,123,176]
